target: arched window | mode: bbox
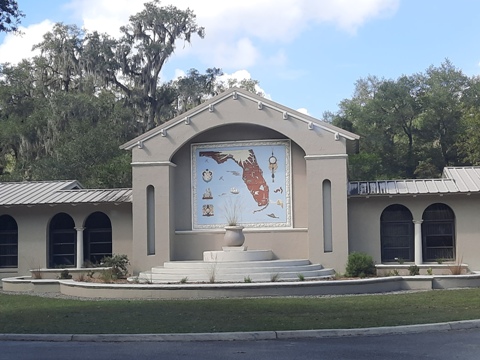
[49,213,76,268]
[422,203,455,262]
[380,205,414,262]
[0,215,18,268]
[84,212,112,265]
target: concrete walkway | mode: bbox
[1,319,480,342]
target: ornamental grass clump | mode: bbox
[345,252,376,278]
[221,197,243,226]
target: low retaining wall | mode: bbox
[2,273,480,299]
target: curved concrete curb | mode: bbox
[1,319,480,342]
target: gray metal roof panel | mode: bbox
[444,167,480,192]
[0,181,81,205]
[0,181,131,206]
[56,189,133,204]
[348,178,460,197]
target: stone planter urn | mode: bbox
[224,225,245,247]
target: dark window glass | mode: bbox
[0,215,18,268]
[84,212,112,265]
[422,203,455,261]
[380,205,414,262]
[49,213,76,268]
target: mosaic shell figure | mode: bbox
[202,169,213,183]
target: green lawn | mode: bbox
[1,289,480,334]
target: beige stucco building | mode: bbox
[1,88,480,279]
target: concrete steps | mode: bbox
[133,259,335,284]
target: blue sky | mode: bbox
[1,0,480,118]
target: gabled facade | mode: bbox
[121,88,359,274]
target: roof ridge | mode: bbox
[0,179,77,185]
[59,188,133,192]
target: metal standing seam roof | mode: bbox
[0,180,132,206]
[348,166,480,197]
[442,167,480,192]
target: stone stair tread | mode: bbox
[160,259,312,269]
[134,257,335,284]
[136,268,335,283]
[150,265,325,274]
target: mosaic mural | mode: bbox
[192,140,292,229]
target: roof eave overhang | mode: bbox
[120,88,360,151]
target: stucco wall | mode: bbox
[0,203,132,278]
[168,124,309,261]
[348,194,480,270]
[129,91,353,274]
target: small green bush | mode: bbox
[408,265,420,276]
[101,254,130,279]
[345,252,376,278]
[59,269,72,279]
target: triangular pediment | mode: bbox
[120,88,359,152]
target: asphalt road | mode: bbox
[1,328,480,360]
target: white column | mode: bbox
[413,220,423,265]
[75,227,85,269]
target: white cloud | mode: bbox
[0,0,399,72]
[0,20,54,64]
[67,0,144,38]
[211,38,260,69]
[297,108,309,115]
[173,69,186,80]
[301,0,399,34]
[217,70,270,99]
[65,0,400,68]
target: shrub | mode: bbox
[101,254,130,279]
[59,269,72,279]
[345,252,376,278]
[408,265,420,276]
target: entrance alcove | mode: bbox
[171,123,309,262]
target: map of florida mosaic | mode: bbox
[192,140,291,229]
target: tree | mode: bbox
[29,92,134,188]
[415,60,470,174]
[115,0,205,131]
[174,68,222,113]
[0,2,265,187]
[333,60,477,181]
[0,0,24,33]
[33,24,84,93]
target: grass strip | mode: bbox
[1,289,480,334]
